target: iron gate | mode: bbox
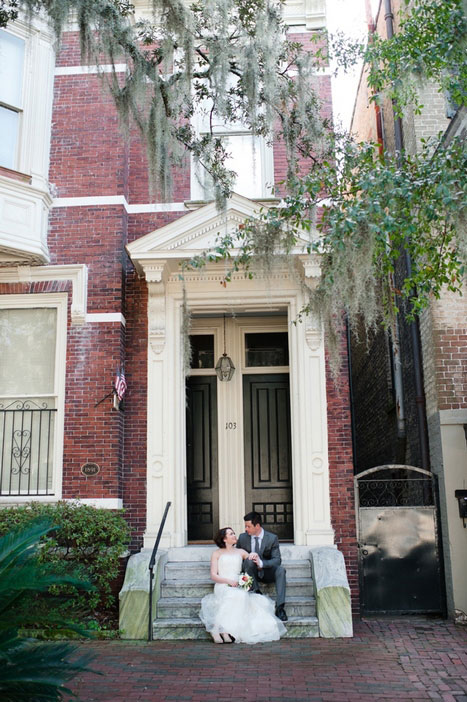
[356,465,445,615]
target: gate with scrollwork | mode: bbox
[355,465,445,615]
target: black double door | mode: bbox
[186,373,293,541]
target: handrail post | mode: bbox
[148,501,171,642]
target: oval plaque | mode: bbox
[81,462,100,477]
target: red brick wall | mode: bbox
[121,271,148,549]
[62,321,125,500]
[50,75,127,198]
[325,338,359,610]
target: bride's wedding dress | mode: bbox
[199,551,286,644]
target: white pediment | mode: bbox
[127,193,264,265]
[126,191,318,281]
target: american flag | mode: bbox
[114,367,127,402]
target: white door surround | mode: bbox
[126,193,335,549]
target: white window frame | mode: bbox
[0,28,25,170]
[0,293,68,503]
[0,15,55,264]
[190,98,274,201]
[0,17,55,182]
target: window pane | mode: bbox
[245,332,289,367]
[190,334,214,369]
[197,134,266,199]
[225,134,264,197]
[0,30,25,107]
[0,106,19,169]
[0,308,57,396]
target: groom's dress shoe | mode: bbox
[275,606,288,622]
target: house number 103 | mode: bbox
[225,422,237,430]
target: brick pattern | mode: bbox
[67,618,467,701]
[325,336,358,609]
[50,75,127,198]
[62,321,125,500]
[0,280,71,296]
[121,272,148,550]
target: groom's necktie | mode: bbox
[254,536,260,554]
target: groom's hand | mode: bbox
[248,553,261,566]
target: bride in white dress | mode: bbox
[199,527,287,644]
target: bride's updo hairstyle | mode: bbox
[214,527,233,548]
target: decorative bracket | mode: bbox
[305,325,322,352]
[142,260,169,284]
[146,261,168,356]
[299,254,321,288]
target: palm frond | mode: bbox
[0,521,97,701]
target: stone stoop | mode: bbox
[152,546,319,640]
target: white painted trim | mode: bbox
[439,409,467,425]
[55,64,127,76]
[68,498,124,509]
[0,497,123,509]
[86,312,126,325]
[126,202,186,213]
[0,496,59,505]
[52,196,187,213]
[53,195,128,208]
[0,292,68,501]
[0,264,88,324]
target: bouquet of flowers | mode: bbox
[238,573,253,591]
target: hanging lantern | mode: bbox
[215,315,235,382]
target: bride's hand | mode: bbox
[227,579,239,587]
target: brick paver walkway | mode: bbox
[66,618,467,702]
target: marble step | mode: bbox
[152,616,319,641]
[164,559,312,581]
[160,577,314,599]
[157,595,316,619]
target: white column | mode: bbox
[289,285,334,546]
[143,262,184,548]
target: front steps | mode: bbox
[152,546,319,640]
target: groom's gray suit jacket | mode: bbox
[236,529,281,570]
[236,529,286,606]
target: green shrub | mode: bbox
[0,501,130,628]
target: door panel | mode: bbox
[357,468,444,614]
[186,376,218,541]
[359,507,442,613]
[243,374,293,540]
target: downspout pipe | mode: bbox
[384,0,431,471]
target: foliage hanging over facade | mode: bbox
[1,0,466,371]
[0,0,326,204]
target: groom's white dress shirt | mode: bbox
[250,528,264,568]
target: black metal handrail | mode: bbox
[148,501,171,642]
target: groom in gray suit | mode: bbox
[236,511,288,621]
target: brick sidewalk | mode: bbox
[66,618,467,702]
